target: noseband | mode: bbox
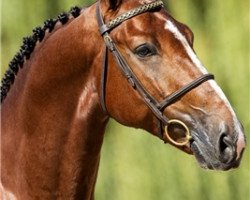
[96,0,214,146]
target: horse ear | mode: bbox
[104,0,122,10]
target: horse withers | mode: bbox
[1,0,246,199]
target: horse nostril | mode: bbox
[218,134,235,164]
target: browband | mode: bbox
[98,0,164,35]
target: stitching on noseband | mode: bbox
[0,6,83,103]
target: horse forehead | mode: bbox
[122,11,167,35]
[138,12,180,35]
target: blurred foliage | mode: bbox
[1,0,249,200]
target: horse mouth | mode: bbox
[190,141,214,170]
[190,140,241,171]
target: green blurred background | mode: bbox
[1,0,249,199]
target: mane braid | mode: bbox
[1,6,83,103]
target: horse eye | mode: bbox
[134,44,156,58]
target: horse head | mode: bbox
[97,0,246,170]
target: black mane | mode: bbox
[1,6,82,103]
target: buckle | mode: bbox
[103,33,115,51]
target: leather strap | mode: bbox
[97,0,164,35]
[100,46,109,114]
[157,74,214,111]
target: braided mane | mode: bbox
[1,6,83,103]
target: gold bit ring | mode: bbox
[164,119,192,146]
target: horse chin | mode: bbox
[190,141,215,170]
[190,140,242,171]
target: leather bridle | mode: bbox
[96,0,214,146]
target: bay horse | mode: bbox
[1,0,246,199]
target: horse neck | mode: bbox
[1,5,108,199]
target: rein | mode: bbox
[96,0,214,146]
